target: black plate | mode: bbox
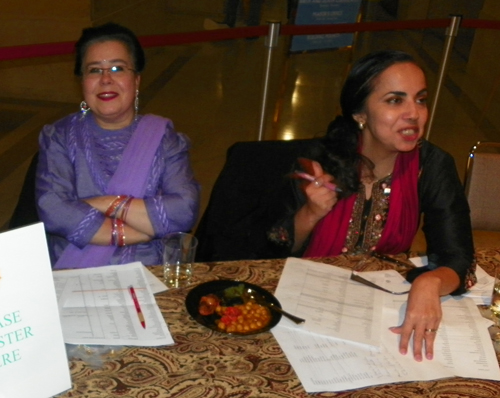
[185,280,282,335]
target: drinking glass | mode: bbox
[162,232,198,288]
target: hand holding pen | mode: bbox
[291,171,342,193]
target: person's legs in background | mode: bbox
[287,0,298,22]
[204,0,262,30]
[222,0,239,27]
[245,0,263,27]
[204,0,239,30]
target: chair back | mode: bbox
[464,141,500,231]
[9,152,40,229]
[195,138,319,262]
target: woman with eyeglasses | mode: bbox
[36,23,200,268]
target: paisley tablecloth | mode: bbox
[56,249,500,398]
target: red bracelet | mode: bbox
[106,195,125,217]
[110,218,118,246]
[117,219,126,247]
[121,197,134,222]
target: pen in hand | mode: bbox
[291,171,342,193]
[129,285,146,329]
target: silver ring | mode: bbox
[425,328,438,333]
[313,180,321,187]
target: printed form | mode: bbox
[272,258,500,392]
[274,257,385,347]
[53,262,174,346]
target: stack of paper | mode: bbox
[53,262,173,346]
[272,257,500,393]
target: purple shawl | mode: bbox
[54,114,168,269]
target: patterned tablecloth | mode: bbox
[56,249,500,398]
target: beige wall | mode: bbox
[0,0,216,103]
[4,0,499,114]
[0,1,90,102]
[397,0,430,20]
[0,2,90,47]
[398,0,500,132]
[466,0,500,131]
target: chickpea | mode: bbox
[215,300,271,334]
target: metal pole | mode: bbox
[257,21,280,141]
[426,15,462,141]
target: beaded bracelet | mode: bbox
[110,218,119,246]
[110,219,126,247]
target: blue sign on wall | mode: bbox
[290,0,363,53]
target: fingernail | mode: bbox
[400,348,407,355]
[426,353,433,360]
[414,354,422,362]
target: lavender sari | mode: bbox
[53,115,168,269]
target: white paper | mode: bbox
[463,265,495,305]
[53,262,173,346]
[274,257,384,347]
[383,294,500,379]
[143,265,168,294]
[272,258,500,393]
[409,255,428,267]
[0,223,71,398]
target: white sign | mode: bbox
[0,223,71,398]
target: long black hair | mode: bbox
[74,22,145,76]
[313,50,418,197]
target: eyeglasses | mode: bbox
[83,65,136,78]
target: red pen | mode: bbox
[292,171,342,193]
[129,285,146,329]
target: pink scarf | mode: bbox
[304,148,420,257]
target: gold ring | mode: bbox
[425,328,438,333]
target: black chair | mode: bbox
[9,152,40,229]
[194,138,319,262]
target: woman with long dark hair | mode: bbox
[267,50,476,361]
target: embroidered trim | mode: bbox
[343,175,392,254]
[268,226,291,247]
[465,256,478,290]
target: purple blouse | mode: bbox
[36,112,200,266]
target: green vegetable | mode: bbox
[223,284,245,299]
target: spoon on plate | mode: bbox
[245,288,305,325]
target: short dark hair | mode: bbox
[74,22,145,76]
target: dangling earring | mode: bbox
[80,101,90,119]
[80,101,90,114]
[358,121,365,130]
[134,90,139,119]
